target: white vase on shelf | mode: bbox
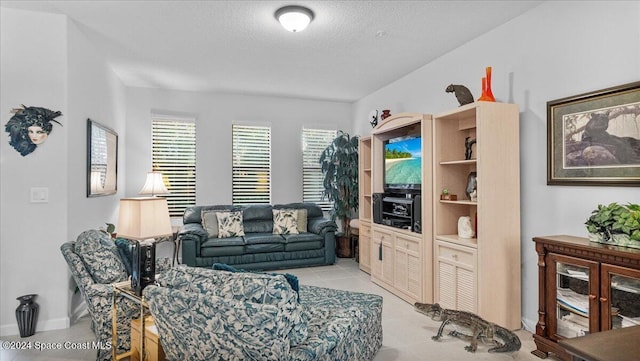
[458,216,475,239]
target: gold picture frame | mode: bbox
[547,81,640,186]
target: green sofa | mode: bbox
[179,203,337,270]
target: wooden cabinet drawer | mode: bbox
[372,227,393,244]
[436,241,475,268]
[396,234,420,253]
[361,224,371,237]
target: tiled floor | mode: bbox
[1,258,544,360]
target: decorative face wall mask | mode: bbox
[5,105,62,156]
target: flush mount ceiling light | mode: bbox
[275,5,314,32]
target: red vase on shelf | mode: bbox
[381,109,392,120]
[477,66,496,102]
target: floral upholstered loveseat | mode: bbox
[60,230,171,361]
[143,266,383,361]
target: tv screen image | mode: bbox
[384,136,422,190]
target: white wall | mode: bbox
[125,88,352,208]
[0,8,69,335]
[0,8,127,335]
[352,1,640,330]
[65,18,127,320]
[66,19,127,244]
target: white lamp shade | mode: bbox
[139,172,170,196]
[117,197,172,240]
[276,6,313,32]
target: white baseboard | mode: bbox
[521,317,535,332]
[0,317,69,337]
[70,304,88,325]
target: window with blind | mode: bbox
[302,128,336,212]
[232,124,271,205]
[151,116,196,217]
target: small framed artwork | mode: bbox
[87,119,118,197]
[547,81,640,186]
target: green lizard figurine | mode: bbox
[414,302,521,353]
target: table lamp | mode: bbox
[117,197,172,295]
[138,172,170,196]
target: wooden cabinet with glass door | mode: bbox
[532,235,640,361]
[601,264,640,331]
[547,254,599,340]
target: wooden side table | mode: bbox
[559,325,640,361]
[112,281,149,361]
[131,316,165,361]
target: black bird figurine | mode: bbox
[465,137,477,160]
[446,84,474,106]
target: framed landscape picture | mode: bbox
[547,81,640,186]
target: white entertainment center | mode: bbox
[358,103,522,330]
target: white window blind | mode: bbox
[232,124,271,205]
[152,117,196,217]
[303,128,336,212]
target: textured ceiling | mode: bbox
[1,1,543,102]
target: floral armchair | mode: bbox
[60,230,171,361]
[143,266,383,361]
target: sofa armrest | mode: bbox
[61,242,96,288]
[83,284,138,322]
[178,223,207,266]
[84,283,112,299]
[307,218,337,235]
[178,223,208,238]
[180,234,201,266]
[306,218,337,265]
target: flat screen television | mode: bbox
[384,135,422,193]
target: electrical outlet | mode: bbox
[30,187,49,203]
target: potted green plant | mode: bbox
[612,203,640,242]
[320,130,359,258]
[100,223,117,239]
[585,203,624,239]
[440,187,457,201]
[585,203,640,249]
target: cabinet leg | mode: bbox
[531,349,549,359]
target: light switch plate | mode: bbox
[30,187,49,203]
